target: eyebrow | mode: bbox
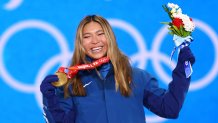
[96,30,104,33]
[83,30,104,35]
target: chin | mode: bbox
[89,54,106,60]
[91,56,104,60]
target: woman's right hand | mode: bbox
[40,75,59,98]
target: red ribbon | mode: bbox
[57,57,110,79]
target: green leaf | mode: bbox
[179,26,184,36]
[172,29,179,36]
[168,27,174,30]
[172,25,182,36]
[183,31,188,37]
[162,4,173,20]
[160,22,170,25]
[181,29,192,37]
[169,31,174,36]
[162,5,168,12]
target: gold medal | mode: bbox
[52,57,110,87]
[52,72,68,87]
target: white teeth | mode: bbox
[92,47,101,50]
[91,47,102,52]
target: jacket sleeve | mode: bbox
[42,87,76,123]
[143,47,194,119]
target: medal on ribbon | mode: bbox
[52,57,110,87]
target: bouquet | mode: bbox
[162,3,195,38]
[162,3,195,78]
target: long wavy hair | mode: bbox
[64,15,132,97]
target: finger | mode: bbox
[46,77,59,83]
[188,55,195,65]
[45,75,58,79]
[180,46,191,53]
[40,84,55,93]
[43,75,59,83]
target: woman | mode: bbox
[40,15,195,123]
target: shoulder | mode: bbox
[131,67,158,89]
[131,67,153,79]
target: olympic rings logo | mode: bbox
[2,0,23,11]
[0,18,218,123]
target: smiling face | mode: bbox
[81,22,108,59]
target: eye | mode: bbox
[98,32,105,36]
[83,36,90,38]
[83,35,91,39]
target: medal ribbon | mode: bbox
[57,57,110,79]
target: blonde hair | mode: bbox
[64,15,132,97]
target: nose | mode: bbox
[91,35,100,44]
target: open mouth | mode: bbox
[91,46,103,53]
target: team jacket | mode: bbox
[42,61,190,123]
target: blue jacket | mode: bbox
[43,61,190,123]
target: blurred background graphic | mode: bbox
[0,0,217,123]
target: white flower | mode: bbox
[181,14,195,32]
[172,12,183,18]
[168,3,182,14]
[171,8,176,13]
[183,19,195,32]
[167,3,179,9]
[177,8,182,13]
